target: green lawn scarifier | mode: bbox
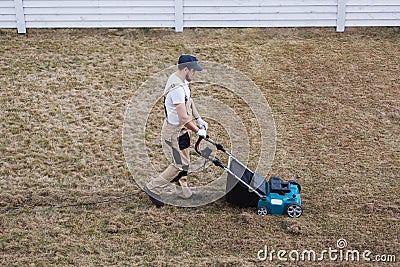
[195,136,302,218]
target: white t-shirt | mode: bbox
[164,73,191,125]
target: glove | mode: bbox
[196,117,208,130]
[196,128,207,138]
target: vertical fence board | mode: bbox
[337,0,347,32]
[175,0,183,32]
[13,0,26,33]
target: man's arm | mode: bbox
[175,103,200,133]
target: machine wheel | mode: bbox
[288,180,301,192]
[257,206,268,216]
[286,203,303,218]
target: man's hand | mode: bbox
[196,117,208,130]
[196,128,207,138]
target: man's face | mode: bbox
[185,68,196,82]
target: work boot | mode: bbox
[143,186,164,208]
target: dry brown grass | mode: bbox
[1,27,399,266]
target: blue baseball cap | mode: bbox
[178,54,203,71]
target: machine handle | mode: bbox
[194,135,208,155]
[195,136,226,155]
[194,136,229,170]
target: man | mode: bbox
[144,54,208,207]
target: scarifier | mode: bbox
[195,136,303,218]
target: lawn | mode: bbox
[0,27,399,266]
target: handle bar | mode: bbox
[195,136,227,156]
[194,136,226,168]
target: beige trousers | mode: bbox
[146,120,192,198]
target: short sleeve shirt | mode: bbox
[164,73,191,125]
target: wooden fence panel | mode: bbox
[1,0,400,33]
[0,0,17,28]
[346,0,400,27]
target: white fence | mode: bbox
[1,0,400,34]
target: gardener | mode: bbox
[144,54,208,207]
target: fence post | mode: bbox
[175,0,183,32]
[14,0,26,33]
[336,0,346,32]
